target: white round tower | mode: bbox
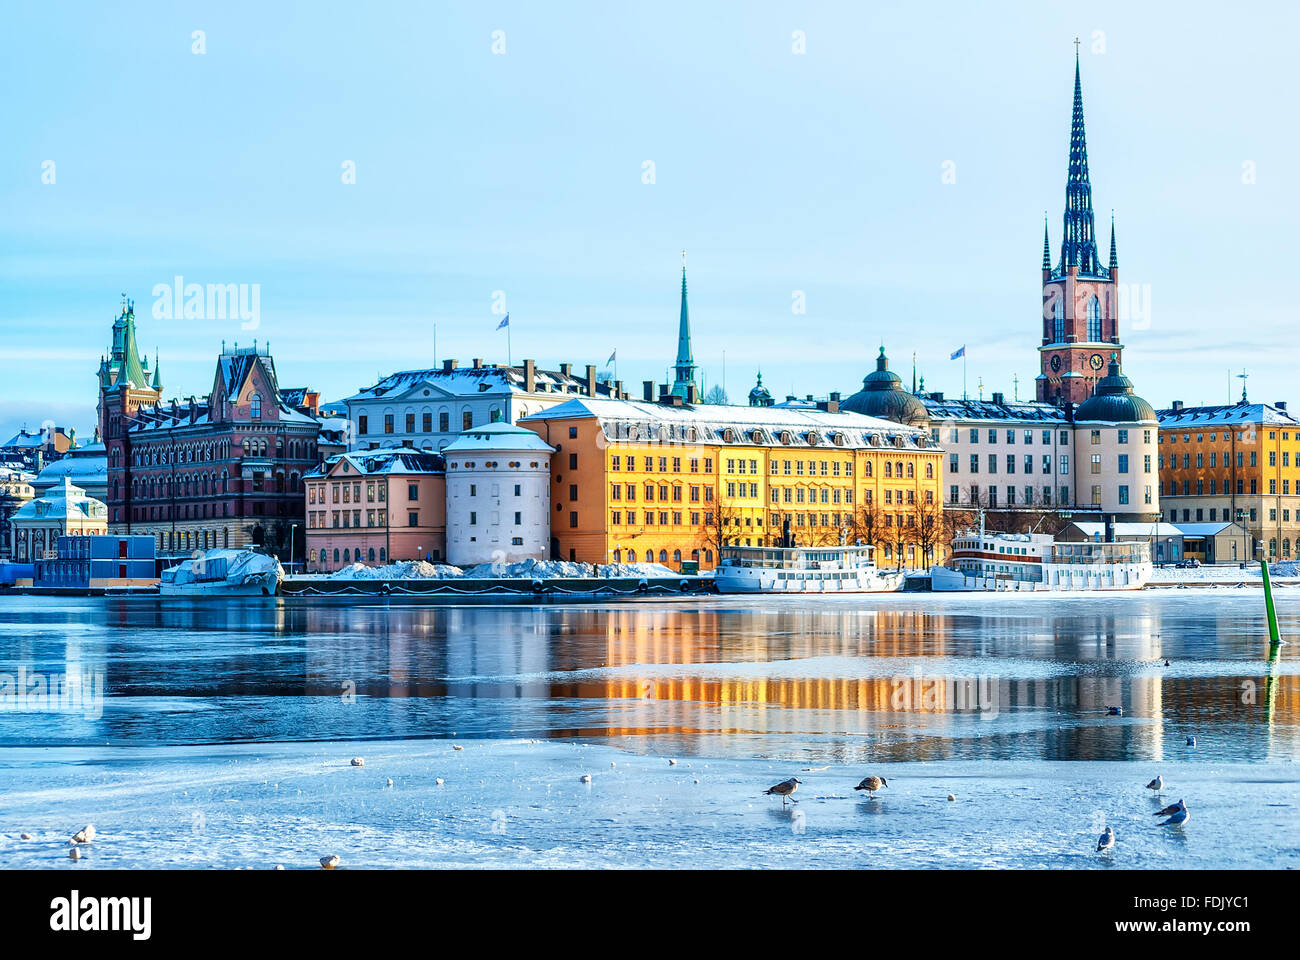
[442,422,554,567]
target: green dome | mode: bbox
[841,347,929,427]
[1075,355,1156,422]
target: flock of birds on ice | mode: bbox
[31,742,1194,868]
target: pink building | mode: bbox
[304,448,446,572]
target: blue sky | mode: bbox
[3,1,1297,443]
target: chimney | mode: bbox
[1171,400,1184,412]
[1276,401,1287,411]
[442,359,459,372]
[992,392,1005,405]
[612,379,623,400]
[471,358,482,369]
[669,394,684,407]
[659,383,671,404]
[829,391,841,403]
[819,399,840,414]
[523,359,536,394]
[585,364,597,397]
[686,383,700,404]
[643,380,655,402]
[559,362,573,377]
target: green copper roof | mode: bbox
[671,257,697,399]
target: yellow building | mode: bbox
[520,395,943,570]
[1157,399,1300,560]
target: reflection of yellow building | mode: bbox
[522,399,943,570]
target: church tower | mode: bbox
[1037,48,1122,405]
[97,295,162,528]
[670,252,698,400]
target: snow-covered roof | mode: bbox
[922,396,1068,424]
[11,477,105,521]
[520,397,936,451]
[344,363,612,403]
[1173,521,1245,536]
[1157,401,1299,428]
[442,422,555,455]
[1065,521,1184,539]
[305,446,445,479]
[1,429,49,448]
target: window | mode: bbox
[406,413,415,433]
[439,412,449,432]
[1118,454,1129,474]
[462,411,473,431]
[1087,296,1101,341]
[250,394,262,419]
[384,414,394,434]
[408,483,419,501]
[358,415,368,435]
[569,427,578,439]
[408,512,419,527]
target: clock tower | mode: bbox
[1037,48,1121,406]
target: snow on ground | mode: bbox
[0,738,1293,870]
[329,561,465,580]
[1148,563,1300,585]
[324,557,681,580]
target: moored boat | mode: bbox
[159,547,283,597]
[714,543,904,594]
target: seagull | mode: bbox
[320,854,341,869]
[947,794,956,802]
[70,825,95,845]
[580,774,592,783]
[667,759,677,766]
[1163,659,1171,667]
[453,745,464,752]
[764,777,801,804]
[1145,775,1164,793]
[1097,826,1115,852]
[854,775,888,799]
[350,757,364,767]
[1154,799,1189,826]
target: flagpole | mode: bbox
[507,318,512,367]
[963,350,967,401]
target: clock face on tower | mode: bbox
[1050,354,1062,372]
[1089,353,1105,371]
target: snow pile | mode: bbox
[326,557,687,581]
[462,558,593,579]
[1263,560,1300,578]
[329,561,465,580]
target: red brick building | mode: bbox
[98,298,320,562]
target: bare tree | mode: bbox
[913,495,945,567]
[698,500,747,563]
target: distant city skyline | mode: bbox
[4,1,1297,444]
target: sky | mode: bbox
[2,1,1298,444]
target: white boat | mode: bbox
[714,543,904,594]
[929,522,1152,592]
[160,547,284,596]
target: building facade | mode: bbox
[1156,399,1300,561]
[99,300,321,561]
[443,422,554,567]
[9,478,108,561]
[343,359,619,454]
[304,447,446,572]
[0,467,35,560]
[520,395,943,571]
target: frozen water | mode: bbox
[0,590,1297,868]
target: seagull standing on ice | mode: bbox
[1154,799,1189,826]
[1097,826,1115,852]
[854,775,888,799]
[1145,775,1164,793]
[764,777,801,804]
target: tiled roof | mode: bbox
[1156,402,1299,428]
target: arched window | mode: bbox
[673,549,682,564]
[250,393,262,419]
[379,548,386,562]
[1053,298,1065,344]
[333,548,340,563]
[627,549,638,563]
[659,550,668,563]
[368,548,376,562]
[1087,296,1102,342]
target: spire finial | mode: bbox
[1108,210,1118,270]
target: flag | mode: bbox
[496,314,509,330]
[950,345,965,359]
[606,349,616,366]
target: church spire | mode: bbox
[1057,45,1104,277]
[1042,215,1051,271]
[671,251,697,399]
[151,349,162,391]
[1108,211,1118,271]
